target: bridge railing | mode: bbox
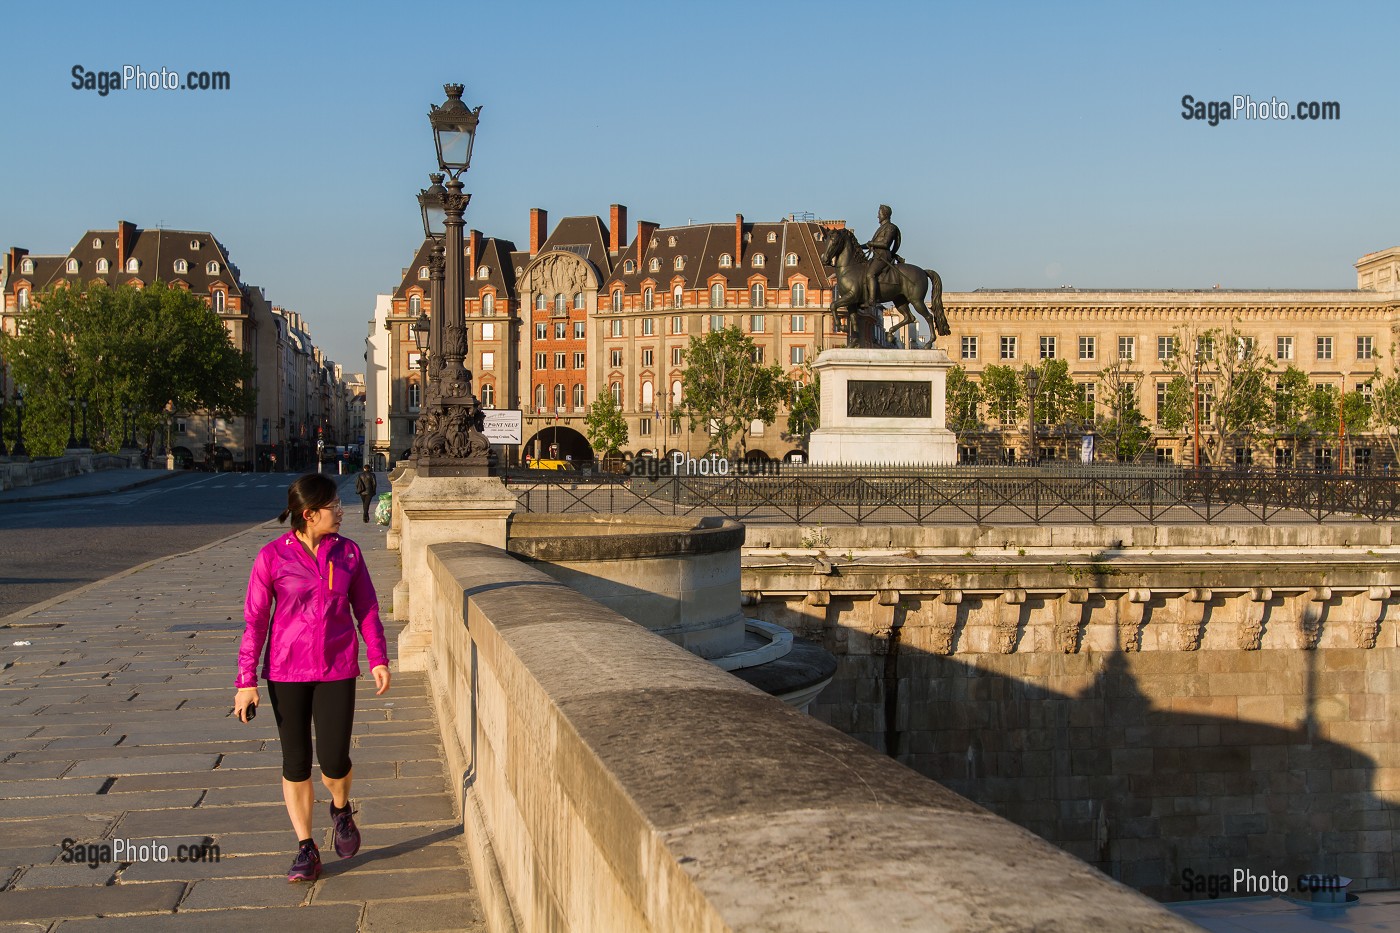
[501,464,1400,525]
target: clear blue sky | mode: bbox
[2,0,1396,368]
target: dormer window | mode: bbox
[174,259,188,274]
[673,256,684,271]
[649,238,658,249]
[97,259,110,273]
[418,266,429,280]
[612,289,623,312]
[477,266,490,280]
[20,258,33,274]
[786,253,799,267]
[673,285,683,308]
[483,292,495,314]
[649,258,660,273]
[17,287,29,309]
[190,239,201,250]
[93,238,103,249]
[66,259,79,273]
[212,290,226,313]
[409,295,421,314]
[624,260,635,274]
[767,232,778,243]
[752,253,765,268]
[126,258,140,273]
[719,254,732,268]
[206,261,220,275]
[668,236,676,247]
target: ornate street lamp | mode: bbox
[1025,368,1041,465]
[413,84,491,476]
[12,388,27,459]
[416,174,447,410]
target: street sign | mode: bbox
[482,409,523,445]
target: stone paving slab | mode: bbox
[0,510,481,929]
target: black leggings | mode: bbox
[267,678,356,782]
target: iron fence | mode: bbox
[501,464,1400,525]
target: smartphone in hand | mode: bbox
[243,702,257,723]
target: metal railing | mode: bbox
[501,464,1400,525]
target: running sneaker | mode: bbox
[287,840,321,883]
[331,802,361,858]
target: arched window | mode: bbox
[173,259,187,274]
[791,283,806,307]
[668,236,676,247]
[409,295,422,314]
[672,285,683,308]
[126,257,139,273]
[93,238,103,248]
[767,231,778,243]
[418,266,429,279]
[554,293,566,313]
[710,283,724,307]
[409,381,421,410]
[190,239,201,250]
[66,259,79,273]
[573,383,585,410]
[752,253,765,268]
[641,380,654,407]
[480,292,493,315]
[97,259,110,273]
[478,266,491,279]
[555,383,567,409]
[535,294,547,311]
[573,292,584,310]
[213,290,226,313]
[610,382,622,405]
[481,383,495,408]
[649,258,660,272]
[718,254,732,268]
[624,260,635,274]
[643,287,654,310]
[206,261,220,274]
[673,256,684,271]
[535,384,547,410]
[671,380,682,406]
[612,289,623,312]
[20,258,33,274]
[17,287,29,309]
[786,253,799,267]
[750,284,765,308]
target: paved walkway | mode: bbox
[0,499,484,930]
[0,469,183,504]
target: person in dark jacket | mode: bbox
[354,464,377,523]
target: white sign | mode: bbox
[482,409,523,445]
[1081,434,1095,463]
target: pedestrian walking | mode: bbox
[355,463,378,523]
[233,473,391,883]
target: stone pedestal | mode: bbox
[396,475,518,671]
[807,347,957,467]
[386,460,416,551]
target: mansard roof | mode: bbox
[537,215,616,283]
[393,236,520,301]
[603,219,836,294]
[51,226,243,294]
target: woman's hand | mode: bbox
[372,665,391,696]
[234,686,259,723]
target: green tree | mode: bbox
[980,364,1022,431]
[680,326,787,457]
[1372,369,1400,464]
[1308,384,1339,438]
[1163,324,1275,465]
[583,389,629,460]
[786,362,820,448]
[0,281,253,457]
[1095,358,1152,462]
[945,365,983,444]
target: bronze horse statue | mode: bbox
[821,226,950,349]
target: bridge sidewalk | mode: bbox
[0,510,483,931]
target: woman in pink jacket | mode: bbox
[233,473,391,883]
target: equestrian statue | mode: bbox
[822,204,950,349]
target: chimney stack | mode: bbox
[468,229,481,280]
[609,204,627,256]
[734,214,744,267]
[635,220,659,270]
[116,220,136,273]
[529,208,548,256]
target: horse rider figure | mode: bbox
[863,204,902,314]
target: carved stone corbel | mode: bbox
[995,589,1027,654]
[1117,588,1151,652]
[1300,586,1330,650]
[927,590,963,655]
[1356,586,1391,649]
[1239,587,1271,650]
[1177,588,1212,651]
[1056,588,1089,654]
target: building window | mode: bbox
[481,351,494,370]
[791,282,806,307]
[168,259,185,274]
[791,314,806,333]
[752,253,765,267]
[573,352,585,369]
[672,380,683,406]
[671,315,684,335]
[481,383,495,408]
[554,352,566,369]
[610,382,622,405]
[1358,335,1374,360]
[535,294,548,311]
[641,380,654,406]
[710,283,725,307]
[612,289,623,312]
[1078,382,1095,410]
[719,254,732,268]
[752,346,765,363]
[640,417,652,435]
[190,239,200,250]
[1269,335,1293,360]
[409,382,421,410]
[573,292,585,310]
[478,266,491,280]
[573,383,585,410]
[791,346,805,365]
[643,287,654,310]
[1156,447,1175,464]
[20,259,33,274]
[1198,382,1215,422]
[611,319,625,337]
[1156,381,1169,423]
[672,347,684,365]
[668,236,677,247]
[535,352,547,369]
[624,260,635,274]
[66,258,79,273]
[409,295,421,315]
[554,322,567,340]
[212,290,226,313]
[1195,335,1214,361]
[710,314,725,332]
[206,261,219,275]
[535,322,547,340]
[1158,336,1176,361]
[642,318,655,336]
[126,258,140,273]
[534,384,547,411]
[1118,336,1136,361]
[17,287,29,309]
[610,349,623,367]
[418,266,430,280]
[1040,336,1056,360]
[482,321,495,342]
[554,293,566,313]
[555,384,567,410]
[483,293,495,314]
[750,315,766,334]
[1079,336,1096,361]
[961,336,978,360]
[649,258,660,273]
[97,258,110,273]
[672,285,684,309]
[751,284,765,308]
[1000,336,1017,360]
[786,252,799,267]
[1317,336,1333,361]
[642,348,654,367]
[673,256,684,271]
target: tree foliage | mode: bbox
[680,326,787,457]
[1162,323,1275,465]
[1095,358,1152,462]
[0,282,253,456]
[980,364,1021,426]
[945,365,983,439]
[583,389,629,459]
[786,362,820,446]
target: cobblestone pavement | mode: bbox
[0,509,484,931]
